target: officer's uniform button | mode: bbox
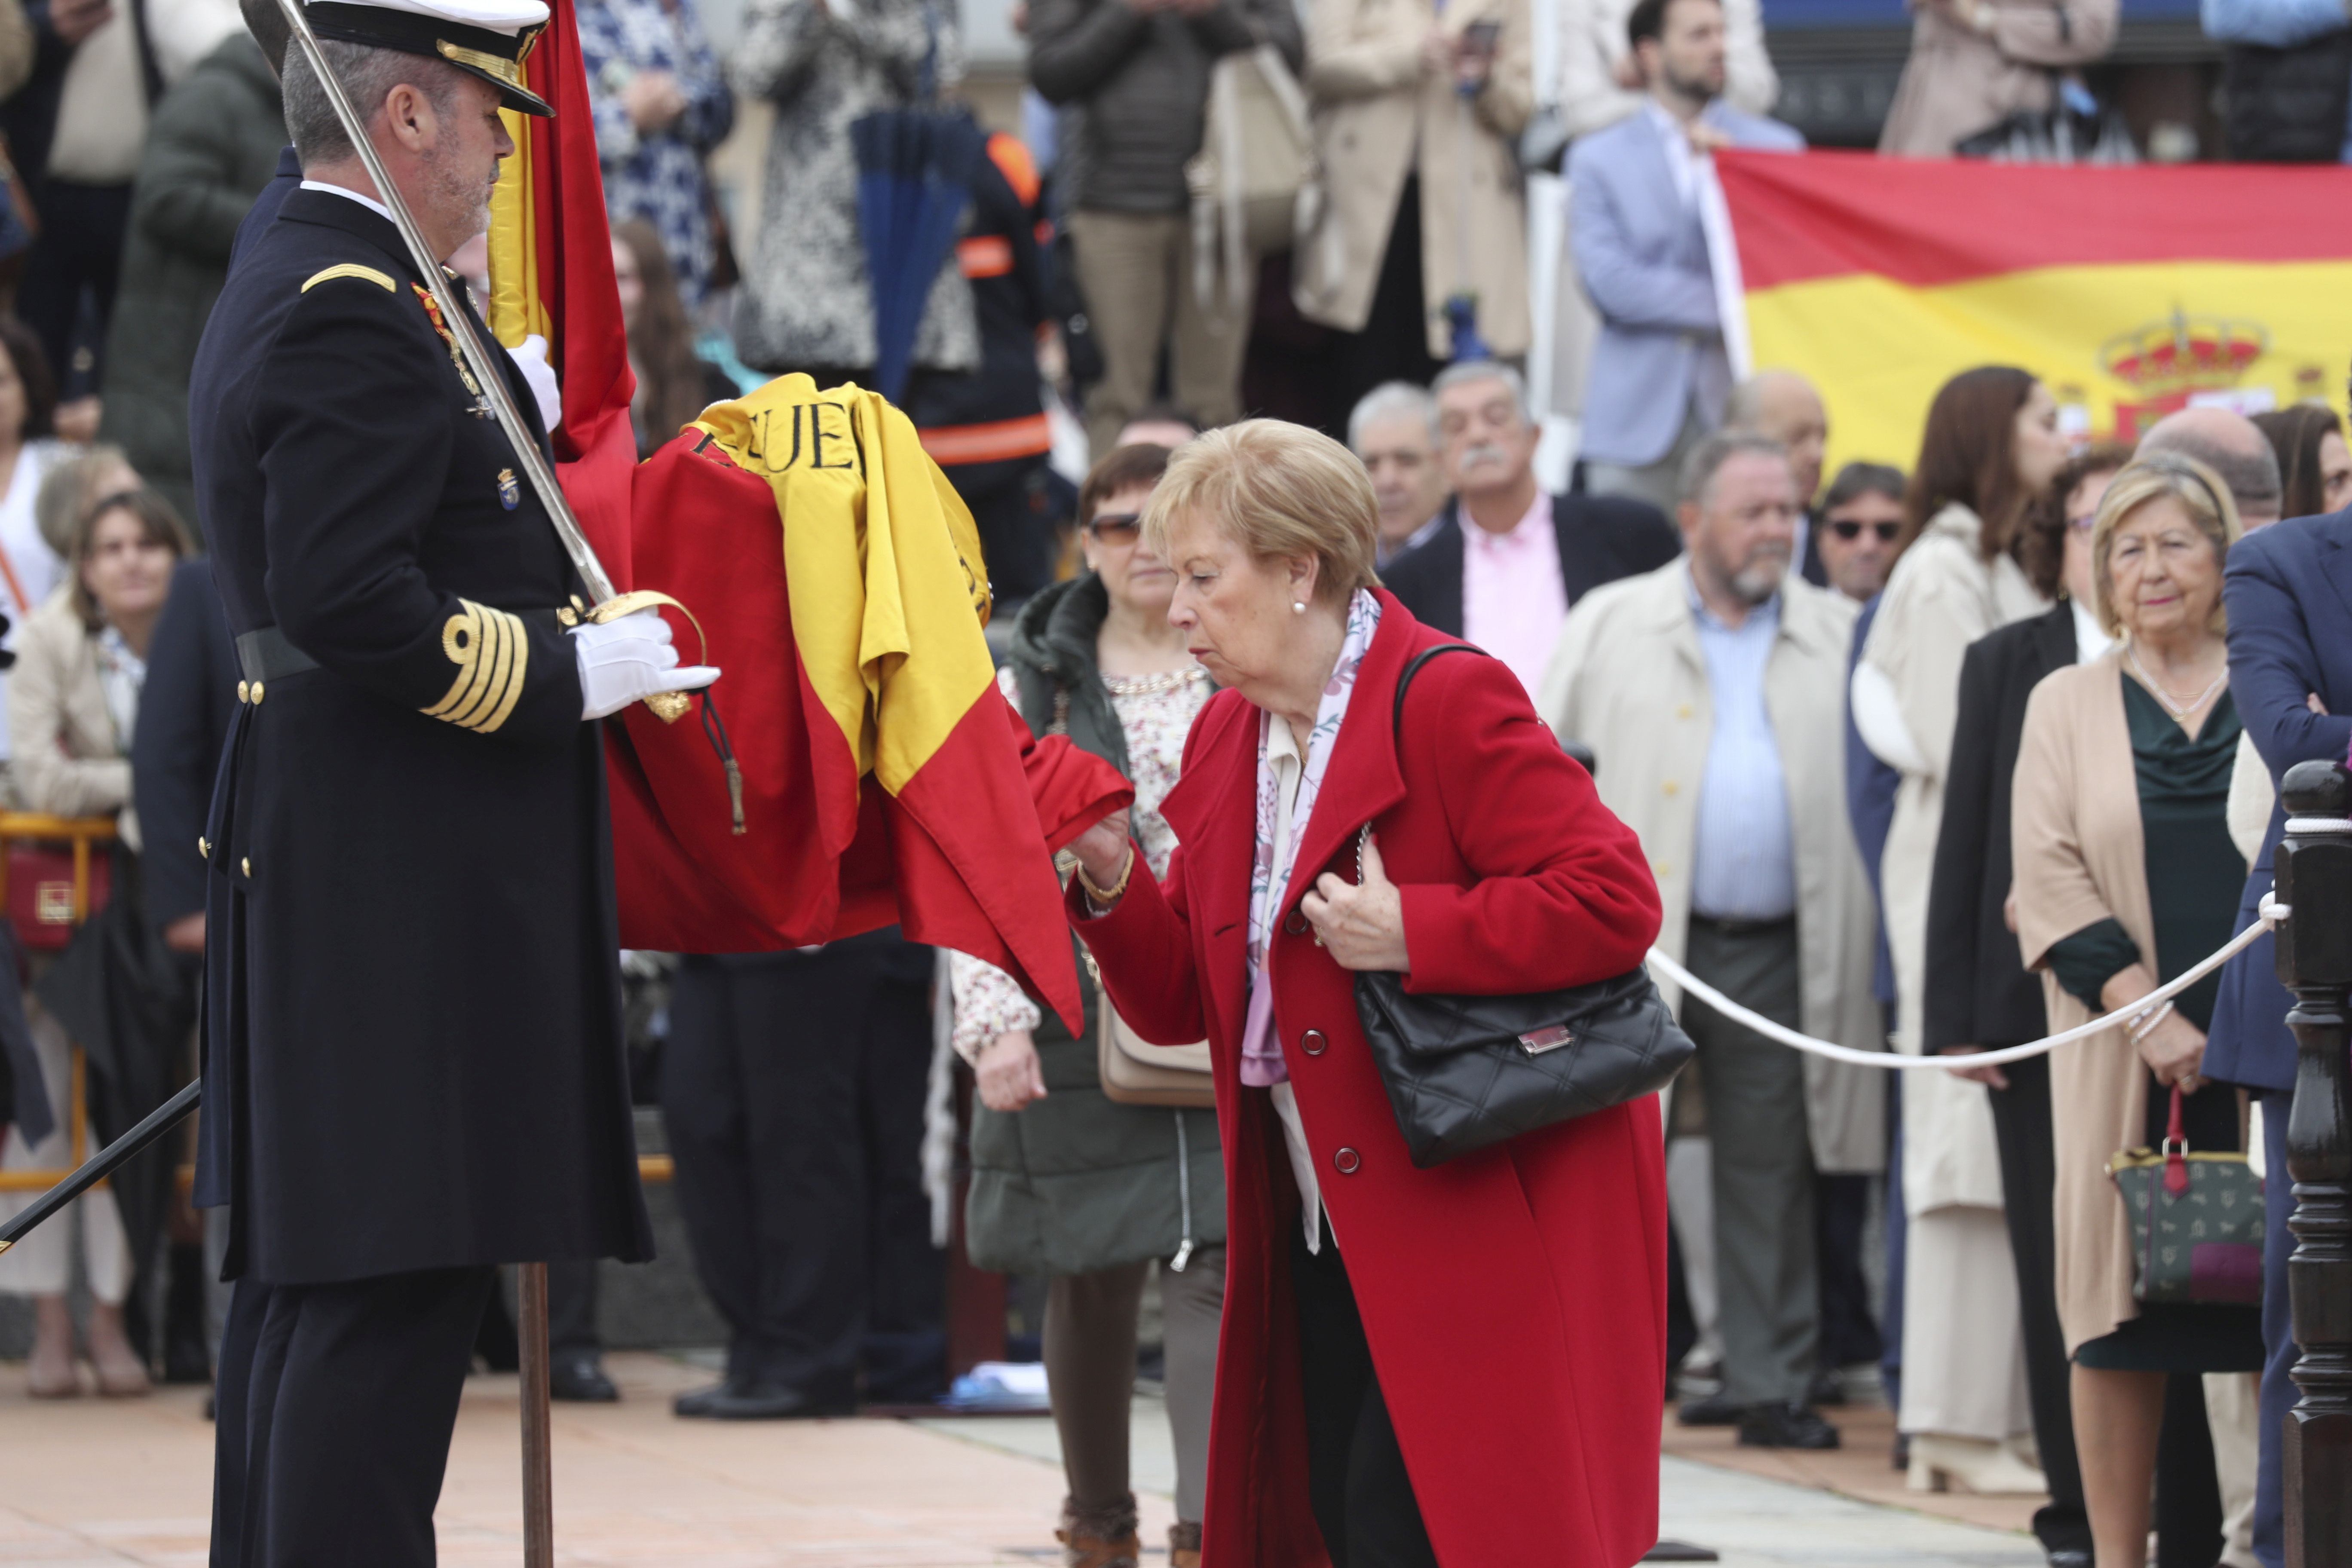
[241,858,252,878]
[1302,1029,1327,1056]
[1333,1147,1361,1174]
[250,682,264,705]
[237,680,250,704]
[197,836,209,860]
[1283,910,1309,936]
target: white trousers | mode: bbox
[1897,1204,2030,1441]
[0,1001,129,1302]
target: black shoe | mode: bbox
[1737,1402,1841,1449]
[1806,1368,1847,1408]
[707,1381,855,1421]
[672,1380,733,1418]
[2045,1552,2091,1568]
[549,1351,619,1403]
[1675,1390,1745,1427]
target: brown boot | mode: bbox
[1169,1520,1203,1568]
[1055,1495,1140,1568]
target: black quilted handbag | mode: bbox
[1350,645,1694,1168]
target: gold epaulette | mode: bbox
[301,263,397,294]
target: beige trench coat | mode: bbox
[1858,504,2048,1213]
[1877,0,2120,157]
[1292,0,1534,359]
[2012,653,2246,1353]
[8,588,137,849]
[1538,561,1886,1173]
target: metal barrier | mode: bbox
[0,813,118,1194]
[2274,762,2352,1568]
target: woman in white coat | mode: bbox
[1856,365,2069,1491]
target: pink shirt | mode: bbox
[1460,491,1568,695]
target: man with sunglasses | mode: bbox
[1816,462,1907,602]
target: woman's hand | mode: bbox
[1070,808,1134,905]
[1301,833,1411,973]
[1938,1044,2009,1090]
[2137,1011,2208,1095]
[975,1030,1047,1112]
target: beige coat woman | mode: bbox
[1877,0,2119,157]
[8,588,136,848]
[1292,0,1534,360]
[2013,650,2234,1354]
[1540,560,1886,1172]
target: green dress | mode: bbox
[2049,678,2264,1374]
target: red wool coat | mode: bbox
[1070,592,1670,1568]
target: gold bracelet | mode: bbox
[1078,848,1135,907]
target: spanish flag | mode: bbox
[483,1,1119,1029]
[1714,150,2352,472]
[482,0,637,582]
[612,378,1125,1030]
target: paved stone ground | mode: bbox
[0,1352,2041,1566]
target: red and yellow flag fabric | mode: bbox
[611,377,1127,1029]
[484,0,637,582]
[1715,150,2352,475]
[483,3,1119,1028]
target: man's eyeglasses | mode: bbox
[1827,519,1901,543]
[1086,513,1143,544]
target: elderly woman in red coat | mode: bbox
[1063,419,1669,1567]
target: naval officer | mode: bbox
[185,2,718,1559]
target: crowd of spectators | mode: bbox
[0,0,2346,1565]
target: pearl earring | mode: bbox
[1292,600,1307,614]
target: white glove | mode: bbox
[572,608,720,720]
[508,333,563,435]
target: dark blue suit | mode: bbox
[2211,510,2352,1568]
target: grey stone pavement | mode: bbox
[917,1393,2046,1568]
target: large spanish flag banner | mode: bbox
[480,0,1119,1030]
[1713,150,2352,473]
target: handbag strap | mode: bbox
[1357,642,1487,883]
[2163,1084,2190,1197]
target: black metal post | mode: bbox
[2272,759,2352,1568]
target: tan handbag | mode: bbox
[1086,952,1214,1109]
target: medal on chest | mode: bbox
[411,283,495,419]
[497,468,520,510]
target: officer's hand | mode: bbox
[572,608,720,720]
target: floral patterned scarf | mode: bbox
[1239,590,1381,1088]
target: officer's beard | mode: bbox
[422,145,499,249]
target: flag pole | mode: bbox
[517,1262,555,1568]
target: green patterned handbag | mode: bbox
[2106,1086,2265,1306]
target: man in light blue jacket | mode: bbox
[1568,0,1800,511]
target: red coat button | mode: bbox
[1301,1029,1327,1056]
[1333,1147,1361,1174]
[1283,909,1309,936]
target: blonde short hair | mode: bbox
[2090,450,2242,638]
[1142,420,1381,609]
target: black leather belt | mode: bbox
[1689,912,1798,938]
[234,627,321,687]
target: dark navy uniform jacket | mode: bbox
[187,186,652,1284]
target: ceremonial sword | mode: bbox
[274,0,695,723]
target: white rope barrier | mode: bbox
[1642,894,2291,1072]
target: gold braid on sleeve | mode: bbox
[422,599,530,734]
